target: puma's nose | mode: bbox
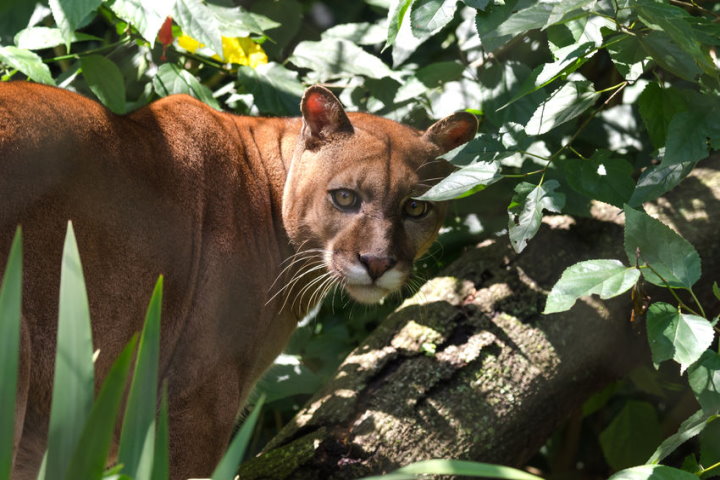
[358,254,397,280]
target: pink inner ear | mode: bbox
[305,92,327,119]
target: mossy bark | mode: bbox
[237,160,720,480]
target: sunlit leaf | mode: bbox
[172,0,223,57]
[289,39,398,81]
[410,0,458,42]
[525,80,596,135]
[0,46,55,85]
[385,0,414,49]
[608,465,698,480]
[544,260,640,314]
[48,0,102,48]
[416,161,502,201]
[14,27,99,50]
[508,180,565,253]
[107,0,175,46]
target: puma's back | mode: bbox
[1,81,477,479]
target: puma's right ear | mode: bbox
[300,85,353,146]
[423,111,478,155]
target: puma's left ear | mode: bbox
[423,111,478,154]
[300,85,353,145]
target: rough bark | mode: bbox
[237,159,720,480]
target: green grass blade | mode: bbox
[0,228,22,480]
[118,276,164,480]
[45,222,95,480]
[396,459,545,479]
[62,335,138,480]
[150,384,169,480]
[211,394,266,480]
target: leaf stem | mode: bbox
[503,169,545,178]
[639,264,703,317]
[688,288,707,318]
[44,38,132,63]
[698,460,720,476]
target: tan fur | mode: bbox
[0,82,476,479]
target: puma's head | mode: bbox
[282,86,477,306]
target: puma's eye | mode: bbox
[330,189,359,210]
[403,199,430,218]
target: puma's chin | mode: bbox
[344,284,391,304]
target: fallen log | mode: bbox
[237,159,720,479]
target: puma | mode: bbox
[0,81,477,479]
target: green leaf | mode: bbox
[648,409,714,464]
[556,150,634,207]
[415,161,502,201]
[636,0,715,75]
[44,222,96,480]
[397,459,544,479]
[151,385,170,480]
[152,63,220,110]
[474,0,527,53]
[236,62,304,116]
[14,27,99,50]
[410,0,458,42]
[628,159,695,207]
[211,394,265,480]
[289,39,398,81]
[646,302,714,372]
[0,228,22,480]
[63,336,137,480]
[714,281,720,301]
[661,111,711,168]
[0,46,55,85]
[543,260,640,314]
[322,22,387,45]
[623,206,701,289]
[600,401,663,470]
[206,3,279,38]
[172,0,223,57]
[639,31,701,82]
[80,55,126,114]
[688,351,720,414]
[395,61,465,103]
[107,0,175,46]
[48,0,102,48]
[606,35,650,82]
[637,83,687,149]
[508,180,565,253]
[118,277,164,480]
[496,0,594,37]
[608,465,698,480]
[700,419,720,473]
[385,0,414,49]
[525,80,597,135]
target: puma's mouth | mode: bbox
[327,252,408,304]
[344,284,391,304]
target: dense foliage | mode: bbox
[2,0,720,478]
